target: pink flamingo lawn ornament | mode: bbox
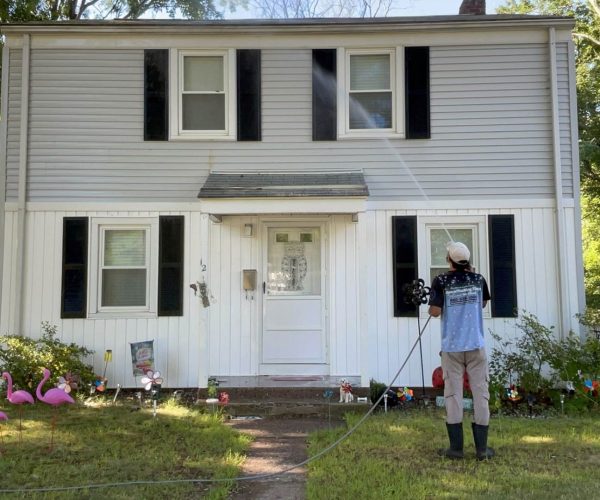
[36,368,74,452]
[2,372,34,441]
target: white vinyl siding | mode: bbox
[359,206,580,387]
[1,209,202,388]
[10,43,569,202]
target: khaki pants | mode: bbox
[441,348,490,426]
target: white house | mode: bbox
[0,11,584,389]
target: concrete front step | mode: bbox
[200,400,372,418]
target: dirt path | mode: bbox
[226,418,335,500]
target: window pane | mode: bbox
[102,269,146,307]
[349,92,392,129]
[350,54,390,90]
[267,228,320,295]
[104,230,145,266]
[182,94,226,130]
[430,228,474,266]
[183,56,224,92]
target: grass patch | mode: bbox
[0,398,250,499]
[308,409,600,499]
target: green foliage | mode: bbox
[490,311,600,409]
[583,196,600,307]
[0,321,95,393]
[369,378,387,404]
[0,0,224,22]
[490,312,557,392]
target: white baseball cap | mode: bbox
[446,241,470,264]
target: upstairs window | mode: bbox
[170,49,236,140]
[340,48,403,138]
[349,53,392,129]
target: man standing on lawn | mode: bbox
[428,241,495,460]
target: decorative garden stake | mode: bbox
[141,370,163,418]
[383,392,388,413]
[206,377,219,404]
[113,384,121,405]
[323,389,333,427]
[560,393,565,415]
[36,368,75,452]
[57,373,79,394]
[2,372,34,441]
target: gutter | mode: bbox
[549,27,570,337]
[568,38,586,335]
[14,34,30,334]
[0,17,576,36]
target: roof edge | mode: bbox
[0,15,576,35]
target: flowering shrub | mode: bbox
[0,321,95,393]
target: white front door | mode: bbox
[261,223,327,373]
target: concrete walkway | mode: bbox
[226,418,335,500]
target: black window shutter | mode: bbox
[158,216,184,316]
[144,49,169,141]
[237,49,262,141]
[405,47,430,139]
[488,215,517,317]
[312,49,337,141]
[61,217,88,319]
[392,216,418,317]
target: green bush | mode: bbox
[489,312,557,393]
[369,378,387,404]
[0,321,95,394]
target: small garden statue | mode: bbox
[339,378,354,403]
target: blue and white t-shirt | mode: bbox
[428,271,491,352]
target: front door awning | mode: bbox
[198,171,369,215]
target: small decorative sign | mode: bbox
[130,340,155,376]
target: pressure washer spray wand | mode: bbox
[402,279,431,400]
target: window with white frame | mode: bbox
[170,49,236,140]
[340,48,403,137]
[423,218,491,318]
[420,216,488,286]
[89,218,159,316]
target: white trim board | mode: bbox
[3,198,574,213]
[4,28,573,50]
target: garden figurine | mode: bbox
[36,368,75,452]
[339,379,354,403]
[428,241,495,460]
[2,372,34,440]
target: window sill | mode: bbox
[169,134,236,142]
[338,132,406,140]
[88,311,157,320]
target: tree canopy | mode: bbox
[0,0,223,22]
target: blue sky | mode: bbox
[224,0,509,19]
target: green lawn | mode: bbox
[0,399,250,499]
[307,409,600,499]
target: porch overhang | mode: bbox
[198,171,369,215]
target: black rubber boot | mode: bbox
[472,423,495,460]
[438,423,464,459]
